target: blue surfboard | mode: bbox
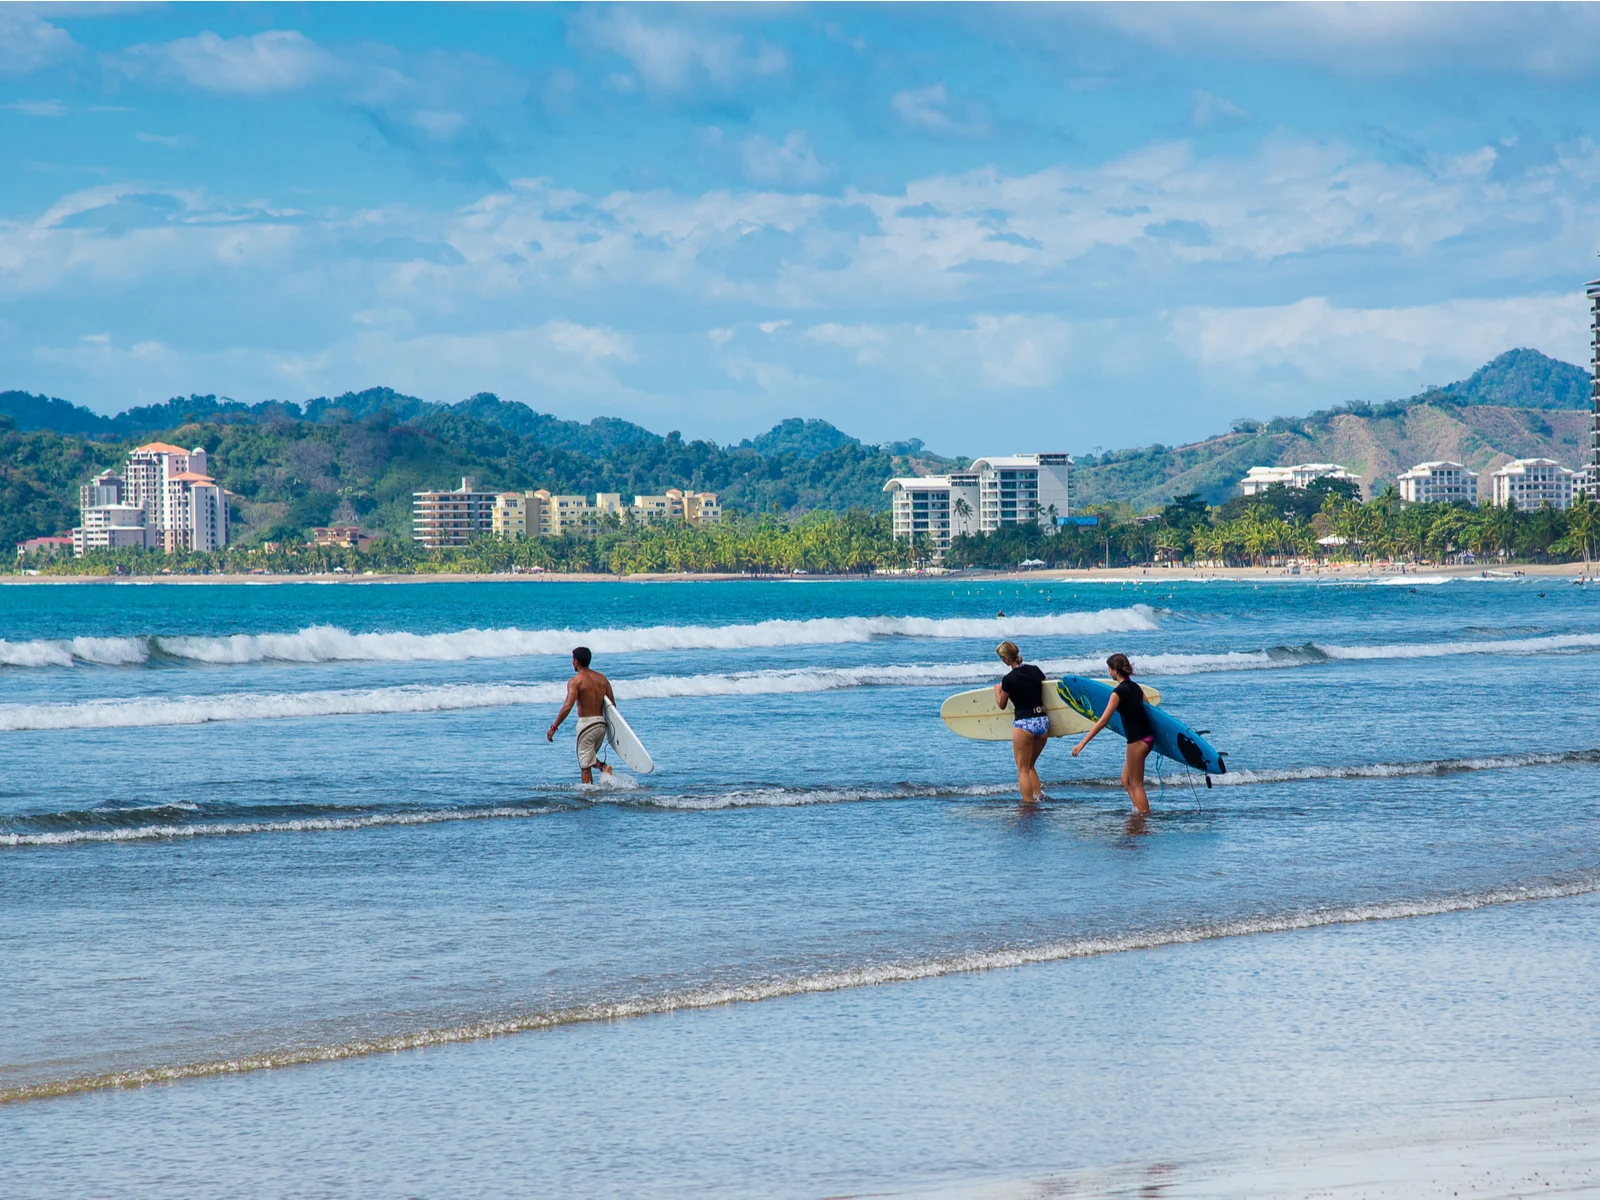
[1056,676,1226,775]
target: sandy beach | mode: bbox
[3,561,1591,585]
[920,1092,1600,1199]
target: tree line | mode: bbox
[14,479,1600,577]
[944,482,1600,570]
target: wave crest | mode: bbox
[0,608,1159,668]
[5,874,1593,1102]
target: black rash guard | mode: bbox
[1001,664,1048,719]
[1114,678,1153,743]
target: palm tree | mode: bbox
[1569,495,1600,570]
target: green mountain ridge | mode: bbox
[1,348,1592,548]
[1071,349,1594,507]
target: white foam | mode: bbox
[0,636,149,668]
[1320,631,1600,660]
[1209,749,1600,787]
[0,664,1031,732]
[9,875,1595,1103]
[152,610,1162,664]
[0,608,1159,669]
[0,805,560,847]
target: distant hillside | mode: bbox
[0,394,945,548]
[1436,348,1592,409]
[3,346,1593,547]
[1073,348,1593,507]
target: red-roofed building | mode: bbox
[16,535,73,558]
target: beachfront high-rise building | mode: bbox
[1585,273,1600,499]
[883,453,1071,558]
[1397,461,1478,506]
[1238,463,1361,497]
[969,454,1073,529]
[1489,458,1576,510]
[413,477,498,548]
[73,445,227,557]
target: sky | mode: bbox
[3,2,1600,454]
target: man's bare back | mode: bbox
[547,647,617,782]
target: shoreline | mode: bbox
[1,561,1590,586]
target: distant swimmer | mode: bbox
[547,645,616,783]
[994,640,1048,804]
[1072,652,1152,815]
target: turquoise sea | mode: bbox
[4,576,1599,1195]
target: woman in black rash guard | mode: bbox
[994,640,1049,804]
[1071,652,1153,815]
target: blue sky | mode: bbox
[3,3,1600,453]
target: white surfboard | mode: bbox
[939,679,1161,742]
[603,698,655,774]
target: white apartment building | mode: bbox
[1489,458,1576,510]
[74,445,227,557]
[413,477,498,548]
[1586,275,1600,499]
[1238,463,1361,497]
[883,454,1071,557]
[76,468,153,555]
[969,454,1072,529]
[1397,461,1478,505]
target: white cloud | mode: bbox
[891,83,989,138]
[5,99,66,117]
[741,132,830,188]
[116,30,333,94]
[545,320,634,362]
[1192,89,1249,130]
[137,132,191,149]
[1173,295,1589,381]
[7,131,1599,446]
[0,12,76,77]
[806,322,886,365]
[409,110,467,140]
[1092,3,1600,77]
[581,11,785,95]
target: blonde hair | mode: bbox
[996,641,1021,665]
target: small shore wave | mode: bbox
[6,874,1593,1104]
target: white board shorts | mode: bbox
[575,715,608,768]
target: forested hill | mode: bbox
[1073,348,1594,507]
[0,390,960,549]
[0,347,1591,547]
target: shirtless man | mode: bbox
[547,646,616,783]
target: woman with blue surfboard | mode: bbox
[1071,653,1155,814]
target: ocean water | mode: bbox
[4,575,1599,1195]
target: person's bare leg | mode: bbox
[1012,728,1038,804]
[1123,740,1152,814]
[580,766,594,784]
[1026,733,1048,800]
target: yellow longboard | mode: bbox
[939,679,1161,741]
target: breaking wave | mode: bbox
[1,805,561,848]
[0,637,150,668]
[6,874,1594,1103]
[0,665,1011,732]
[0,607,1160,669]
[10,749,1593,847]
[0,783,1025,846]
[1213,749,1600,785]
